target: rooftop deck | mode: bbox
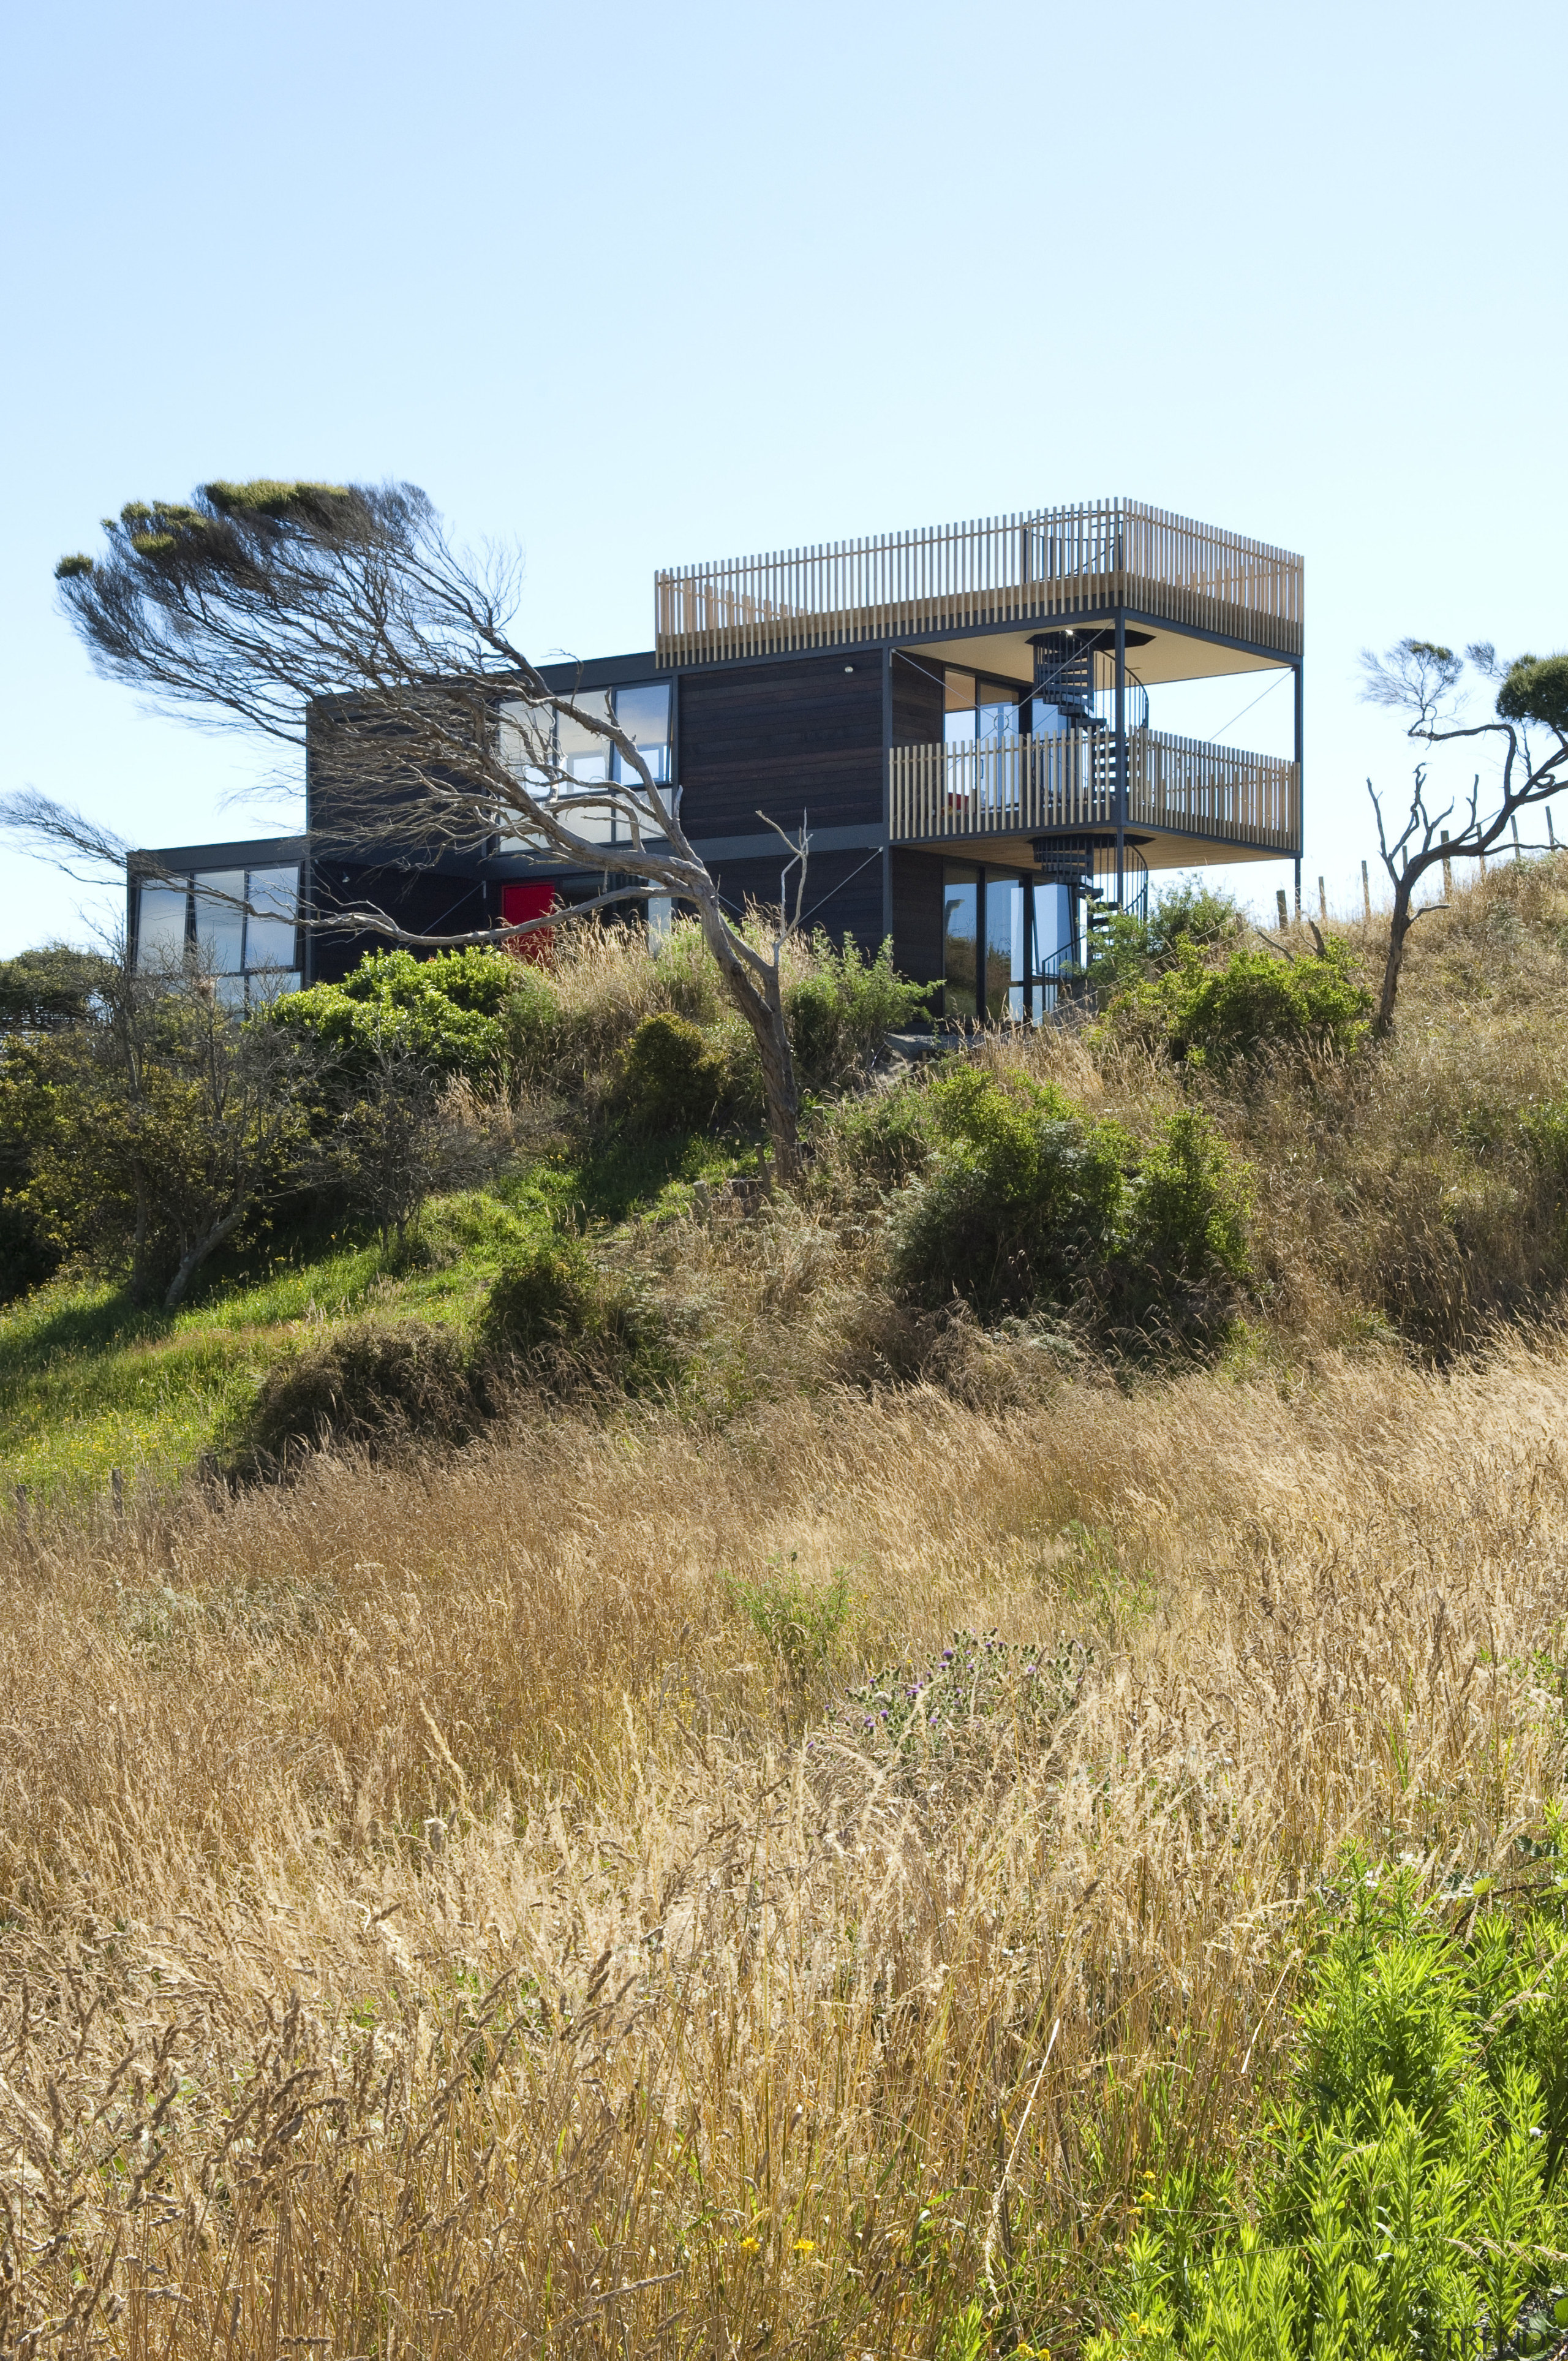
[655,499,1303,669]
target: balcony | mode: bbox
[889,728,1299,859]
[655,498,1303,669]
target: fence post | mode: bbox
[1441,830,1452,898]
[1276,888,1289,930]
[1362,860,1372,920]
[1319,875,1327,923]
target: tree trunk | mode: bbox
[163,1204,246,1309]
[697,903,802,1182]
[1374,879,1415,1037]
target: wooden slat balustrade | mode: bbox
[656,499,1303,668]
[889,728,1300,855]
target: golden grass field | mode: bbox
[6,1324,1568,2356]
[9,862,1568,2355]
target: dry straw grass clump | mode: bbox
[6,1333,1568,2354]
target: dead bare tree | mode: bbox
[8,481,812,1176]
[1359,638,1568,1034]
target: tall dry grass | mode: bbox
[5,1334,1568,2354]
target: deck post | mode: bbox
[1114,610,1126,909]
[881,645,894,946]
[1294,658,1304,864]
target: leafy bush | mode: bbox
[718,1559,858,1724]
[814,1073,939,1194]
[228,1318,480,1471]
[618,1011,729,1135]
[887,1068,1251,1333]
[889,1068,1131,1319]
[1080,1868,1568,2361]
[784,933,934,1092]
[1087,880,1246,992]
[1112,941,1372,1065]
[1125,1110,1253,1292]
[480,1235,601,1359]
[478,1234,677,1396]
[0,945,115,1035]
[269,946,529,1082]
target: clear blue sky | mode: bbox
[2,0,1562,954]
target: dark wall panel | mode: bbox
[307,865,488,985]
[891,652,944,748]
[890,848,944,989]
[676,655,884,837]
[701,848,886,954]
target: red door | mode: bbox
[500,882,556,964]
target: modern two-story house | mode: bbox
[127,497,1303,1021]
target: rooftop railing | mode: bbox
[889,728,1300,855]
[655,499,1303,667]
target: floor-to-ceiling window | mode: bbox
[942,864,978,1020]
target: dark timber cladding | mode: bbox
[707,847,886,944]
[675,654,884,838]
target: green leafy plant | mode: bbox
[1085,881,1246,994]
[618,1011,730,1136]
[1109,942,1372,1066]
[268,946,526,1082]
[889,1068,1131,1320]
[478,1233,677,1397]
[719,1557,859,1712]
[1079,1868,1568,2361]
[784,932,935,1092]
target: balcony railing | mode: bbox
[656,498,1303,667]
[889,728,1299,855]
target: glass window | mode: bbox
[244,866,299,972]
[615,682,671,786]
[944,668,977,749]
[192,871,246,973]
[984,875,1014,1021]
[247,968,300,1005]
[977,681,1022,745]
[557,689,612,774]
[943,864,978,1022]
[136,881,189,971]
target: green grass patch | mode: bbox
[0,1189,555,1503]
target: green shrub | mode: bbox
[618,1011,729,1135]
[890,1069,1131,1319]
[718,1560,858,1723]
[268,946,533,1082]
[495,961,566,1085]
[1125,1110,1253,1294]
[816,1073,938,1193]
[785,933,934,1092]
[1087,880,1246,992]
[1112,941,1372,1065]
[888,1070,1251,1334]
[478,1235,677,1396]
[480,1235,601,1359]
[1080,1867,1568,2361]
[227,1318,479,1471]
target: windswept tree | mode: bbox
[1360,637,1568,1033]
[1,945,318,1307]
[15,481,812,1175]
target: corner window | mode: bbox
[499,681,673,850]
[136,867,300,1002]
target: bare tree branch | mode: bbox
[1360,638,1568,1032]
[25,481,815,1174]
